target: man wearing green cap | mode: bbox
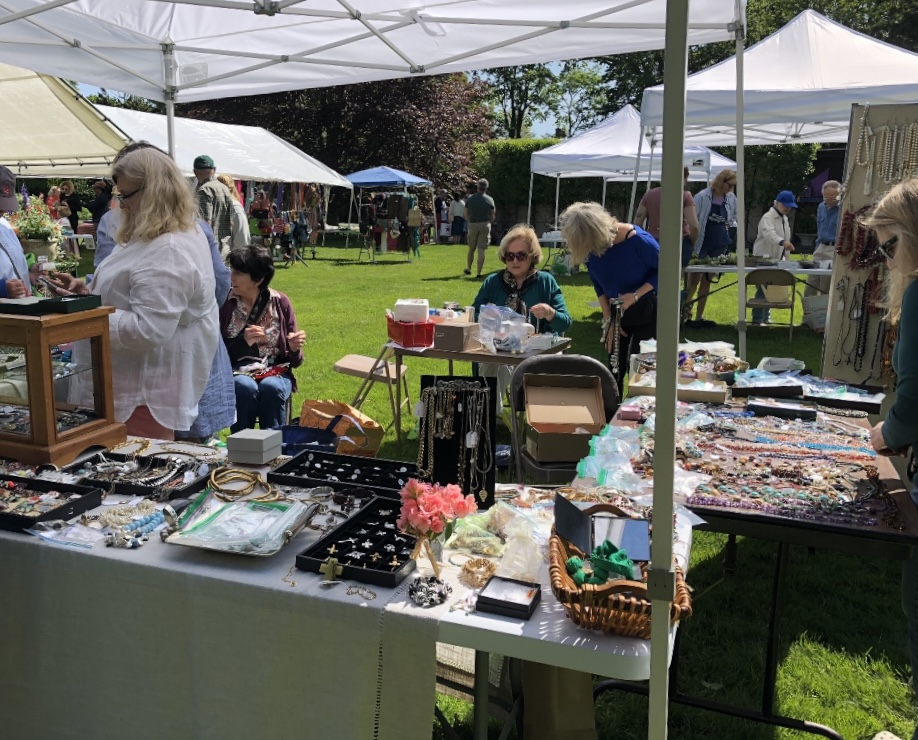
[194,154,235,257]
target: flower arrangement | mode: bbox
[398,478,478,576]
[8,195,62,243]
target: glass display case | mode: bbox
[0,307,126,465]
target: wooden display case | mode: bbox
[0,306,126,465]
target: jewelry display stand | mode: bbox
[821,102,918,386]
[418,375,497,509]
[0,307,126,465]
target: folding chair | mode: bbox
[333,347,409,430]
[746,268,802,340]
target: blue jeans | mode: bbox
[752,285,771,324]
[232,373,292,432]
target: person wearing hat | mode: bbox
[0,165,28,298]
[193,154,236,257]
[464,178,496,277]
[751,190,798,325]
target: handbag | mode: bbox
[620,294,657,330]
[299,399,384,457]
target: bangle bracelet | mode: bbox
[633,293,639,303]
[460,557,497,589]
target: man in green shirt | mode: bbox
[463,178,496,278]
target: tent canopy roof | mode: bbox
[0,0,737,103]
[345,166,431,188]
[530,105,736,179]
[641,9,918,145]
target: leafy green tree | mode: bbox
[84,89,164,113]
[552,61,606,136]
[475,65,557,139]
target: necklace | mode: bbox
[832,276,851,367]
[109,438,152,458]
[852,282,870,373]
[608,304,623,380]
[162,441,222,461]
[416,387,437,478]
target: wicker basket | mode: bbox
[548,503,692,639]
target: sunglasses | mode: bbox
[505,251,531,262]
[877,235,898,260]
[116,188,143,204]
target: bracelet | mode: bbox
[209,468,278,502]
[633,293,639,304]
[460,557,497,589]
[408,576,452,607]
[346,584,377,601]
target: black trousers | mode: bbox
[611,321,656,394]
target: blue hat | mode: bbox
[776,190,798,209]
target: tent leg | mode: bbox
[163,43,177,159]
[647,0,691,737]
[601,179,607,209]
[628,131,646,220]
[526,172,534,228]
[735,9,748,360]
[553,176,560,229]
[346,189,354,248]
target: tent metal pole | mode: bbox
[553,175,560,228]
[601,178,607,208]
[734,8,748,360]
[647,0,690,737]
[346,188,354,248]
[628,130,645,220]
[526,172,534,226]
[162,42,177,158]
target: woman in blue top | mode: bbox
[685,170,737,327]
[560,202,659,390]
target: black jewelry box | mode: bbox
[476,575,542,620]
[731,382,804,399]
[0,473,102,533]
[268,449,413,499]
[295,495,418,588]
[60,451,212,500]
[747,397,818,420]
[0,294,102,315]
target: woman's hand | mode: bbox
[287,330,306,352]
[870,421,906,456]
[616,292,638,312]
[42,272,89,296]
[5,279,27,299]
[529,303,556,322]
[244,325,266,345]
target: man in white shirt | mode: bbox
[751,190,796,324]
[0,165,29,298]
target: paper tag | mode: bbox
[836,299,844,311]
[457,403,462,412]
[414,401,424,417]
[853,308,862,319]
[465,431,478,448]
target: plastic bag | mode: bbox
[477,304,530,354]
[26,521,106,549]
[589,425,641,457]
[496,515,542,583]
[445,517,505,557]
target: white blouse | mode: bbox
[74,225,218,430]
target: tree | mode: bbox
[178,74,491,195]
[552,61,605,136]
[84,89,164,114]
[475,65,557,139]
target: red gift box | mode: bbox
[387,315,433,348]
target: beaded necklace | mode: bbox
[852,282,870,373]
[832,276,851,367]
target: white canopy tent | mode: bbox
[641,9,918,147]
[0,2,746,738]
[528,105,736,225]
[640,9,918,359]
[0,63,127,173]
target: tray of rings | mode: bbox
[0,473,103,533]
[60,450,214,500]
[295,495,418,588]
[268,449,413,499]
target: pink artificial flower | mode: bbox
[428,516,445,534]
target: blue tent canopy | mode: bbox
[345,166,431,188]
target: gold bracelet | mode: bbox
[209,468,278,502]
[162,442,222,461]
[459,557,497,590]
[109,438,152,458]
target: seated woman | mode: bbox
[221,246,305,432]
[472,224,572,334]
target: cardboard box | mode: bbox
[524,374,605,462]
[434,321,480,352]
[626,373,728,404]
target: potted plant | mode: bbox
[9,195,62,261]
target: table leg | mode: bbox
[395,352,403,443]
[473,650,489,740]
[448,359,454,376]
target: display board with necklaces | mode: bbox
[417,376,497,508]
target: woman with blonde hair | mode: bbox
[684,168,738,327]
[560,202,659,389]
[46,147,219,440]
[472,224,571,334]
[58,180,81,232]
[868,182,918,740]
[216,173,251,248]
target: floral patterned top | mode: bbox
[224,293,281,362]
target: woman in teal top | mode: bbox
[472,224,572,335]
[868,179,918,740]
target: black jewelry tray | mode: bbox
[746,397,817,420]
[0,473,102,533]
[0,294,102,315]
[295,495,418,588]
[61,451,212,500]
[803,392,884,415]
[268,449,412,499]
[476,575,542,621]
[731,383,804,399]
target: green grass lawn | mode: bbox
[79,238,915,739]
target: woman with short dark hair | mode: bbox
[221,245,305,431]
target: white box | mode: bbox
[393,298,429,323]
[227,444,283,466]
[227,429,283,464]
[756,357,806,373]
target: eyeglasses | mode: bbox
[116,188,143,204]
[877,235,898,260]
[505,251,531,262]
